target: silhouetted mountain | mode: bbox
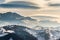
[3,25,37,40]
[0,12,23,20]
[0,12,35,21]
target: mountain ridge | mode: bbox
[0,12,35,21]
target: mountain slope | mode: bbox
[0,12,37,27]
[3,25,37,40]
[0,12,35,21]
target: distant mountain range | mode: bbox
[0,12,37,27]
[0,12,35,21]
[0,12,60,28]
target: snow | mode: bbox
[9,38,13,40]
[0,33,8,37]
[0,25,60,40]
[25,28,60,40]
[25,29,45,40]
[6,30,15,33]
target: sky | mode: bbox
[0,0,60,27]
[0,0,60,17]
[0,0,59,17]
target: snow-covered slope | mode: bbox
[3,25,37,40]
[2,25,60,40]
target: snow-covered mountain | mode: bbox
[1,25,60,40]
[0,12,60,40]
[1,25,47,40]
[2,25,37,40]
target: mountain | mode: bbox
[3,25,37,40]
[31,16,56,21]
[1,25,60,40]
[0,12,37,27]
[0,12,23,21]
[2,25,49,40]
[0,12,35,21]
[3,25,46,40]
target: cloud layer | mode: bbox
[48,3,60,7]
[0,1,40,9]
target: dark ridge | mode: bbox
[3,25,37,40]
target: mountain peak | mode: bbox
[3,12,23,17]
[0,12,24,20]
[0,12,36,21]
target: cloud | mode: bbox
[39,20,60,27]
[0,12,60,27]
[32,16,56,19]
[0,0,5,3]
[32,16,60,27]
[0,1,40,9]
[31,16,58,21]
[44,0,50,1]
[48,3,60,7]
